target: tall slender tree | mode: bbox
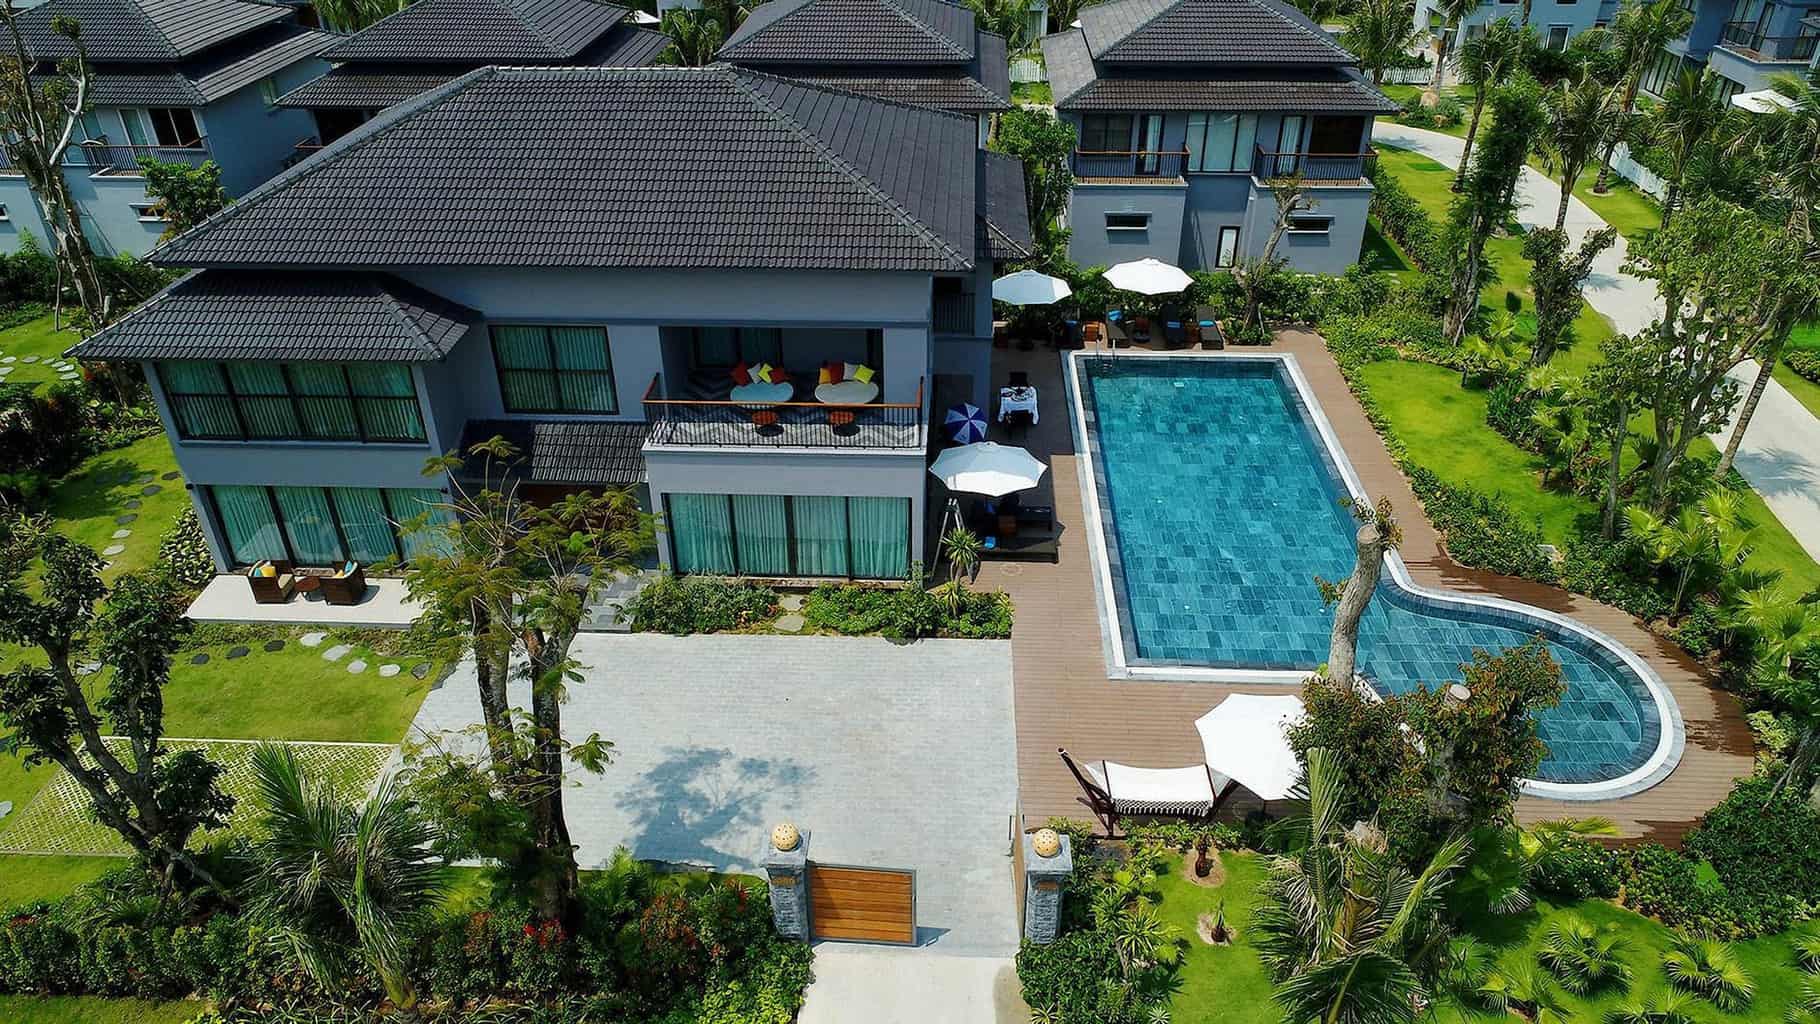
[1426,0,1481,95]
[1452,19,1530,193]
[1538,76,1621,230]
[1591,0,1692,194]
[1633,67,1731,231]
[1523,225,1617,364]
[1342,0,1423,86]
[1445,74,1546,344]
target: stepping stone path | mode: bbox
[189,653,209,665]
[162,471,180,480]
[21,355,36,363]
[102,544,125,556]
[410,663,432,680]
[263,639,286,652]
[321,644,352,661]
[0,801,11,822]
[124,499,142,510]
[774,613,805,634]
[226,646,250,660]
[77,661,101,676]
[111,529,131,539]
[114,514,136,525]
[346,659,368,674]
[780,593,805,611]
[378,664,401,678]
[140,484,162,496]
[299,631,327,648]
[136,473,155,483]
[1,355,13,362]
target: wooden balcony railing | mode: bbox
[1071,148,1189,179]
[643,374,925,449]
[77,140,212,174]
[1719,21,1818,60]
[283,136,325,168]
[1252,146,1376,182]
[933,291,976,335]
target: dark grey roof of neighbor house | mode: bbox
[67,270,481,362]
[152,65,988,273]
[276,69,463,108]
[1076,0,1352,65]
[720,0,977,63]
[31,22,332,106]
[191,25,336,100]
[981,151,1032,260]
[15,0,293,62]
[733,28,1010,111]
[460,419,650,485]
[323,0,634,63]
[74,70,206,106]
[1043,24,1391,111]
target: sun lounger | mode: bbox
[1058,747,1238,835]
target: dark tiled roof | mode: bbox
[1077,0,1352,65]
[460,419,650,485]
[584,24,671,66]
[16,0,292,62]
[981,151,1032,260]
[73,70,206,106]
[720,0,976,63]
[323,0,633,62]
[191,25,334,101]
[277,68,461,108]
[67,270,480,362]
[1043,27,1391,110]
[779,69,1009,110]
[152,66,983,273]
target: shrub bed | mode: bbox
[1368,167,1446,271]
[1787,347,1820,386]
[1403,464,1559,581]
[617,576,779,635]
[802,581,1013,640]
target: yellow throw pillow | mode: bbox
[259,563,277,578]
[853,365,876,384]
[755,362,774,384]
[818,366,833,385]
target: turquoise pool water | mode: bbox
[1078,356,1664,786]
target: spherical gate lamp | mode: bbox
[771,822,801,852]
[1032,828,1062,858]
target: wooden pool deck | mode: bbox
[979,332,1753,845]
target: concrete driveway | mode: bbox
[411,633,1022,957]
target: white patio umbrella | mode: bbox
[1102,257,1193,296]
[1194,694,1306,802]
[928,441,1047,497]
[1733,88,1796,114]
[993,269,1073,306]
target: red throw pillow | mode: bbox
[825,361,844,384]
[732,362,752,386]
[770,366,792,383]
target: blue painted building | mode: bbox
[1040,0,1398,274]
[70,66,1032,581]
[1645,0,1820,100]
[0,0,332,256]
[1414,0,1617,59]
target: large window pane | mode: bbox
[161,362,240,438]
[551,327,616,413]
[492,326,560,412]
[732,494,790,575]
[212,486,286,564]
[274,486,343,565]
[385,488,454,561]
[848,497,909,579]
[349,364,425,441]
[792,496,849,577]
[290,364,359,439]
[669,493,736,574]
[331,487,397,563]
[228,363,300,439]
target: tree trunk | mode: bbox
[1445,214,1486,344]
[1553,163,1579,232]
[1520,0,1532,25]
[1454,96,1487,193]
[1717,346,1779,480]
[1431,31,1452,91]
[524,631,581,926]
[1327,522,1386,685]
[1658,181,1679,234]
[1591,85,1637,195]
[1601,402,1628,539]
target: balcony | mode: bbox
[1252,146,1376,183]
[1070,149,1188,179]
[642,374,925,450]
[1718,21,1818,61]
[76,140,213,175]
[284,136,325,169]
[933,290,977,335]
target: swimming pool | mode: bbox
[1069,353,1683,798]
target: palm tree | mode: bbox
[1602,992,1698,1024]
[1427,0,1480,93]
[1632,68,1730,230]
[967,0,1037,52]
[244,743,451,1010]
[313,0,410,32]
[1538,915,1632,994]
[1479,962,1572,1022]
[1461,309,1523,385]
[1453,19,1531,191]
[658,8,728,65]
[1539,76,1621,230]
[1592,0,1693,193]
[1662,934,1754,1011]
[1343,0,1423,86]
[1622,504,1716,616]
[1253,748,1472,1024]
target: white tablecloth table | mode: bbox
[998,386,1038,423]
[814,380,880,404]
[730,380,795,408]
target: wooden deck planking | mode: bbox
[981,332,1752,845]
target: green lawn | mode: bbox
[1011,80,1052,106]
[1779,362,1820,422]
[0,314,84,394]
[0,855,120,909]
[1571,175,1662,244]
[44,434,188,581]
[1155,851,1277,1021]
[0,996,203,1024]
[1360,221,1414,275]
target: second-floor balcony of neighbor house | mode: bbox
[1719,20,1819,62]
[643,373,925,450]
[1070,148,1189,179]
[1252,146,1376,183]
[0,138,213,176]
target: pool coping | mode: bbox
[1063,347,1686,802]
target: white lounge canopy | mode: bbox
[928,441,1047,497]
[993,269,1072,306]
[1194,694,1306,802]
[1102,257,1193,295]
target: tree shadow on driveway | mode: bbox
[615,745,815,870]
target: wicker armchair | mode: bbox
[246,561,295,604]
[319,563,368,606]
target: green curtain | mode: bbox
[289,364,359,439]
[274,487,343,565]
[160,362,238,438]
[493,326,560,412]
[227,363,299,438]
[732,494,790,575]
[385,489,453,561]
[668,493,735,574]
[551,327,616,413]
[330,487,396,563]
[212,486,285,563]
[848,497,909,579]
[792,496,848,577]
[348,364,425,441]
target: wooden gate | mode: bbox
[807,863,916,945]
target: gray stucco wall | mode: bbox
[1241,180,1374,276]
[0,172,165,257]
[200,60,333,196]
[1067,182,1189,269]
[1416,0,1607,49]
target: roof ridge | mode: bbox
[117,0,182,59]
[872,0,973,60]
[1244,0,1349,59]
[725,68,973,270]
[368,274,444,359]
[150,69,500,266]
[508,0,625,57]
[1099,0,1193,57]
[732,0,971,61]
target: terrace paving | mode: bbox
[984,332,1754,845]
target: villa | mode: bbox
[1413,0,1614,57]
[715,0,1013,146]
[69,65,1030,584]
[0,0,333,256]
[1039,0,1397,273]
[276,0,670,148]
[1641,0,1820,101]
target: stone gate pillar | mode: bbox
[1022,828,1073,944]
[763,823,810,941]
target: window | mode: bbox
[0,204,9,221]
[1214,226,1240,268]
[666,492,910,579]
[689,326,782,367]
[1287,216,1332,234]
[1184,113,1258,173]
[144,108,202,147]
[490,325,617,414]
[158,361,426,442]
[131,203,165,221]
[207,485,453,567]
[1638,47,1688,97]
[1079,113,1133,152]
[1546,24,1571,49]
[1105,211,1150,231]
[258,76,281,109]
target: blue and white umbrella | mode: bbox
[944,402,989,444]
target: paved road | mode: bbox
[1371,122,1820,563]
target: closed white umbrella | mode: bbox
[1733,88,1795,114]
[1193,694,1306,801]
[928,442,1047,497]
[993,269,1073,306]
[1103,257,1193,296]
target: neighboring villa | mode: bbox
[0,0,333,256]
[715,0,1012,146]
[276,0,669,147]
[70,66,1031,582]
[1413,0,1614,57]
[1040,0,1398,273]
[1641,0,1819,102]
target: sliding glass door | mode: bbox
[665,492,910,579]
[206,485,453,567]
